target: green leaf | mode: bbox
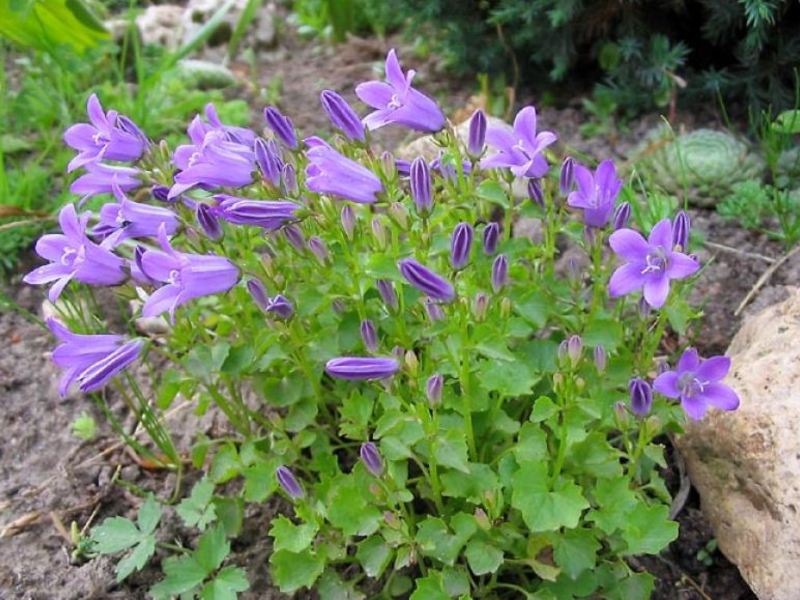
[243,461,277,502]
[465,540,504,575]
[270,516,318,553]
[622,503,678,555]
[476,179,511,209]
[317,570,366,600]
[553,529,600,579]
[441,462,499,503]
[221,344,254,374]
[0,0,108,53]
[195,525,230,574]
[201,566,250,600]
[209,445,242,484]
[772,109,800,134]
[91,517,141,554]
[270,549,326,594]
[475,337,516,361]
[409,571,450,600]
[582,319,623,351]
[588,478,639,535]
[116,537,155,582]
[514,292,550,328]
[434,429,470,473]
[605,572,655,600]
[441,565,470,596]
[356,536,392,578]
[326,478,381,537]
[150,555,207,599]
[137,495,162,536]
[415,516,474,566]
[511,462,589,532]
[567,433,622,478]
[339,391,374,440]
[212,497,243,537]
[177,479,217,531]
[514,422,548,462]
[530,396,559,422]
[476,358,539,397]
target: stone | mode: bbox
[676,288,800,600]
[181,0,277,52]
[136,4,184,50]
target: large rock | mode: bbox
[181,0,277,52]
[676,288,800,600]
[136,4,184,49]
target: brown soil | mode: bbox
[4,16,796,600]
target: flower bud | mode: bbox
[332,298,347,314]
[491,254,509,293]
[360,319,378,352]
[410,157,432,216]
[559,157,575,196]
[638,297,651,319]
[196,203,222,241]
[247,278,270,311]
[673,210,690,251]
[500,297,512,318]
[474,507,490,530]
[426,374,443,407]
[308,236,330,265]
[451,222,474,269]
[629,377,653,416]
[528,178,545,208]
[371,217,387,250]
[380,151,396,180]
[482,222,500,255]
[283,224,305,251]
[264,106,297,149]
[281,164,298,196]
[320,90,365,142]
[254,137,283,186]
[404,350,418,376]
[151,185,171,203]
[376,279,398,312]
[266,294,294,320]
[567,335,582,366]
[473,292,489,321]
[360,442,384,476]
[276,466,304,499]
[614,401,630,428]
[593,345,607,373]
[467,109,487,157]
[613,202,631,230]
[424,298,445,322]
[391,345,404,363]
[389,202,409,230]
[384,511,400,529]
[341,204,355,240]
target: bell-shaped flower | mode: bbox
[481,106,556,178]
[139,225,239,321]
[47,318,143,396]
[305,140,383,204]
[567,160,622,228]
[264,106,298,149]
[608,219,699,309]
[24,204,126,302]
[398,258,455,302]
[70,162,140,203]
[321,90,365,142]
[654,348,740,420]
[355,49,445,133]
[214,194,299,230]
[63,94,147,172]
[325,356,399,380]
[93,183,179,246]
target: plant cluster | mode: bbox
[24,49,740,599]
[393,0,800,115]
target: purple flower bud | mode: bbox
[254,138,283,186]
[332,298,347,314]
[426,374,443,406]
[341,205,356,240]
[264,106,297,149]
[410,157,433,216]
[371,217,387,249]
[376,279,398,311]
[398,259,455,302]
[474,292,489,320]
[424,298,445,322]
[451,222,474,269]
[483,222,500,255]
[638,297,651,319]
[380,151,396,179]
[467,109,487,157]
[320,90,365,142]
[77,338,145,393]
[276,466,304,499]
[673,210,690,251]
[308,236,329,265]
[558,340,569,362]
[527,178,544,208]
[131,245,154,284]
[151,185,171,203]
[283,224,305,251]
[360,319,378,352]
[613,202,631,231]
[629,377,653,416]
[593,345,607,373]
[391,345,404,362]
[567,257,581,282]
[281,164,298,196]
[247,278,270,311]
[196,203,222,241]
[266,294,294,320]
[491,254,509,293]
[325,357,400,380]
[559,157,575,196]
[360,442,384,476]
[567,335,583,365]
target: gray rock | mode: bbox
[181,0,277,53]
[136,4,184,50]
[676,288,800,600]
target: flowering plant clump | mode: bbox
[26,49,739,599]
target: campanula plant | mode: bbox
[26,48,740,599]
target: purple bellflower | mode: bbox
[321,90,366,142]
[613,201,631,231]
[673,210,691,251]
[325,357,400,380]
[196,203,223,241]
[377,279,399,311]
[360,319,378,352]
[451,222,474,269]
[426,373,443,406]
[24,204,126,302]
[654,348,740,420]
[483,222,500,255]
[559,157,575,196]
[264,106,298,149]
[139,226,239,321]
[63,94,146,172]
[187,103,256,147]
[608,219,700,308]
[305,140,383,203]
[467,109,487,157]
[214,195,299,230]
[47,318,143,396]
[341,205,356,239]
[629,377,653,416]
[410,157,433,215]
[398,258,455,302]
[247,278,270,311]
[528,178,545,208]
[355,49,446,133]
[481,106,557,178]
[93,183,179,245]
[265,294,294,320]
[424,298,445,322]
[276,466,304,499]
[70,162,140,203]
[491,254,509,292]
[170,129,255,198]
[281,164,299,196]
[254,138,283,186]
[567,160,622,228]
[360,442,384,476]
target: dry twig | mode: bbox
[735,243,800,316]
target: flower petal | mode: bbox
[643,275,670,308]
[608,262,645,297]
[681,395,708,420]
[648,218,673,249]
[609,228,648,260]
[355,81,394,109]
[653,371,681,398]
[696,356,731,382]
[698,382,740,411]
[677,348,700,372]
[667,252,699,279]
[142,284,181,318]
[513,106,537,149]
